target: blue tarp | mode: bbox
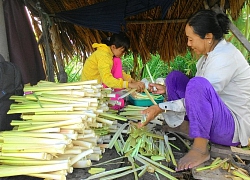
[55,0,175,33]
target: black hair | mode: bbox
[101,32,130,52]
[186,9,230,40]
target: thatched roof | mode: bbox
[26,0,246,59]
[23,0,247,81]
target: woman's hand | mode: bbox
[128,81,145,92]
[138,104,164,128]
[148,83,166,94]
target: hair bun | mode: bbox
[216,13,230,34]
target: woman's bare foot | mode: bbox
[176,137,210,171]
[176,147,210,171]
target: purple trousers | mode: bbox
[165,71,239,146]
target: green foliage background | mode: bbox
[122,51,197,81]
[65,55,83,82]
[225,4,250,60]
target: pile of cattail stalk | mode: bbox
[0,80,125,179]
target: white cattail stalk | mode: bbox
[70,149,94,166]
[0,163,70,177]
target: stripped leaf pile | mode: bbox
[196,156,250,180]
[86,123,179,180]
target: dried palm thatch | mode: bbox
[25,0,247,80]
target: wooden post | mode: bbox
[0,0,9,61]
[49,22,68,83]
[38,3,55,82]
[229,23,250,52]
